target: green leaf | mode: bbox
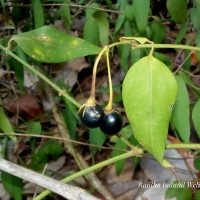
[1,172,23,200]
[133,0,150,34]
[119,21,132,72]
[85,3,100,17]
[119,124,133,139]
[93,11,109,46]
[57,81,78,139]
[30,140,63,171]
[84,16,100,46]
[190,8,200,30]
[192,99,200,138]
[195,188,200,199]
[60,2,71,32]
[89,128,106,154]
[131,48,142,65]
[28,122,42,134]
[7,45,25,91]
[0,0,5,12]
[32,0,44,28]
[178,71,200,94]
[195,34,200,62]
[62,106,77,140]
[171,75,190,143]
[112,137,128,175]
[124,4,134,21]
[0,99,16,141]
[154,52,171,68]
[11,26,101,63]
[150,21,165,43]
[114,14,125,35]
[175,23,188,44]
[38,140,63,160]
[194,153,200,170]
[122,55,177,163]
[166,0,188,24]
[165,184,192,200]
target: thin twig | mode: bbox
[0,157,99,200]
[174,50,194,74]
[4,2,123,14]
[0,132,128,152]
[180,69,200,78]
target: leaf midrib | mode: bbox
[149,56,154,155]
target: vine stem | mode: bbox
[33,148,143,200]
[166,143,200,149]
[0,44,81,108]
[136,43,200,51]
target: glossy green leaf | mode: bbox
[171,75,190,143]
[166,0,188,24]
[0,99,16,141]
[89,128,106,154]
[32,0,44,28]
[11,26,101,63]
[122,55,177,163]
[192,99,200,137]
[133,0,150,33]
[93,11,109,46]
[2,172,23,200]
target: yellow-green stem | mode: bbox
[136,43,200,51]
[90,46,108,101]
[104,48,113,111]
[166,143,200,149]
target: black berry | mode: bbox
[78,105,104,128]
[100,110,123,135]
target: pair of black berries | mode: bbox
[78,105,123,135]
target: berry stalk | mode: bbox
[89,46,108,104]
[104,48,113,111]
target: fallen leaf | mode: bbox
[4,94,43,123]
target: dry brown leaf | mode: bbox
[4,94,43,122]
